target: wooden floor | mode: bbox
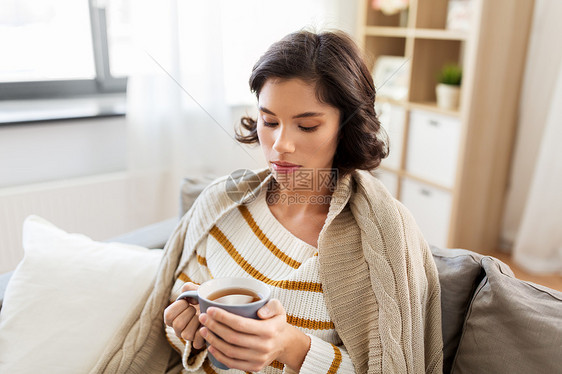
[489,251,562,292]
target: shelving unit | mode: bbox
[357,0,535,251]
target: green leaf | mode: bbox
[437,64,462,86]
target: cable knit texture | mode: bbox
[90,168,443,374]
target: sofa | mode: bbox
[1,176,561,374]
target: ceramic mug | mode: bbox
[176,277,271,370]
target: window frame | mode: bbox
[0,0,127,101]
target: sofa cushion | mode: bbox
[108,217,178,249]
[430,247,485,373]
[0,216,163,374]
[451,256,562,374]
[180,175,217,217]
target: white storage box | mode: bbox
[406,110,461,188]
[400,177,453,248]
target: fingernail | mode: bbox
[200,327,207,337]
[261,305,270,316]
[199,313,207,324]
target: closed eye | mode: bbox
[299,125,319,132]
[263,121,278,127]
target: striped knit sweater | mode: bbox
[90,168,443,374]
[165,190,355,373]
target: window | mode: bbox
[0,0,133,100]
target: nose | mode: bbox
[272,126,295,154]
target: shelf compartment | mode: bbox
[414,0,450,29]
[365,4,409,28]
[409,38,463,103]
[364,35,407,71]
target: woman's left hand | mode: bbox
[198,299,310,372]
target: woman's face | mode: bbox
[257,78,340,189]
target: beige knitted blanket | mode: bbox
[91,169,442,374]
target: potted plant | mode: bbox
[436,63,462,110]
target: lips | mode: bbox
[271,161,301,174]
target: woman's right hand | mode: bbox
[164,282,205,349]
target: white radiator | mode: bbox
[0,170,177,273]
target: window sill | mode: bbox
[0,93,126,126]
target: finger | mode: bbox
[193,330,206,350]
[257,299,285,319]
[207,343,248,371]
[164,300,190,327]
[181,282,199,292]
[200,311,269,351]
[178,282,200,305]
[181,307,202,341]
[171,306,197,339]
[201,327,265,370]
[204,307,262,335]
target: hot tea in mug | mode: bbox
[176,277,271,370]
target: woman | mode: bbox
[98,30,442,374]
[163,30,442,373]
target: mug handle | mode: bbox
[176,290,199,304]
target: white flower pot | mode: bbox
[436,83,461,110]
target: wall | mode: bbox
[0,117,127,187]
[0,116,176,272]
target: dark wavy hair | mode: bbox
[235,30,388,175]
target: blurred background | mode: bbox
[0,0,560,286]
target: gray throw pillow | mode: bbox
[431,247,485,373]
[179,175,216,217]
[451,257,562,374]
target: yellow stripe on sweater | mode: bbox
[328,344,342,373]
[202,360,217,374]
[196,254,213,278]
[178,272,193,283]
[238,205,302,269]
[197,254,208,267]
[286,314,335,330]
[270,360,284,370]
[209,226,323,293]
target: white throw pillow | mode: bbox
[0,216,163,374]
